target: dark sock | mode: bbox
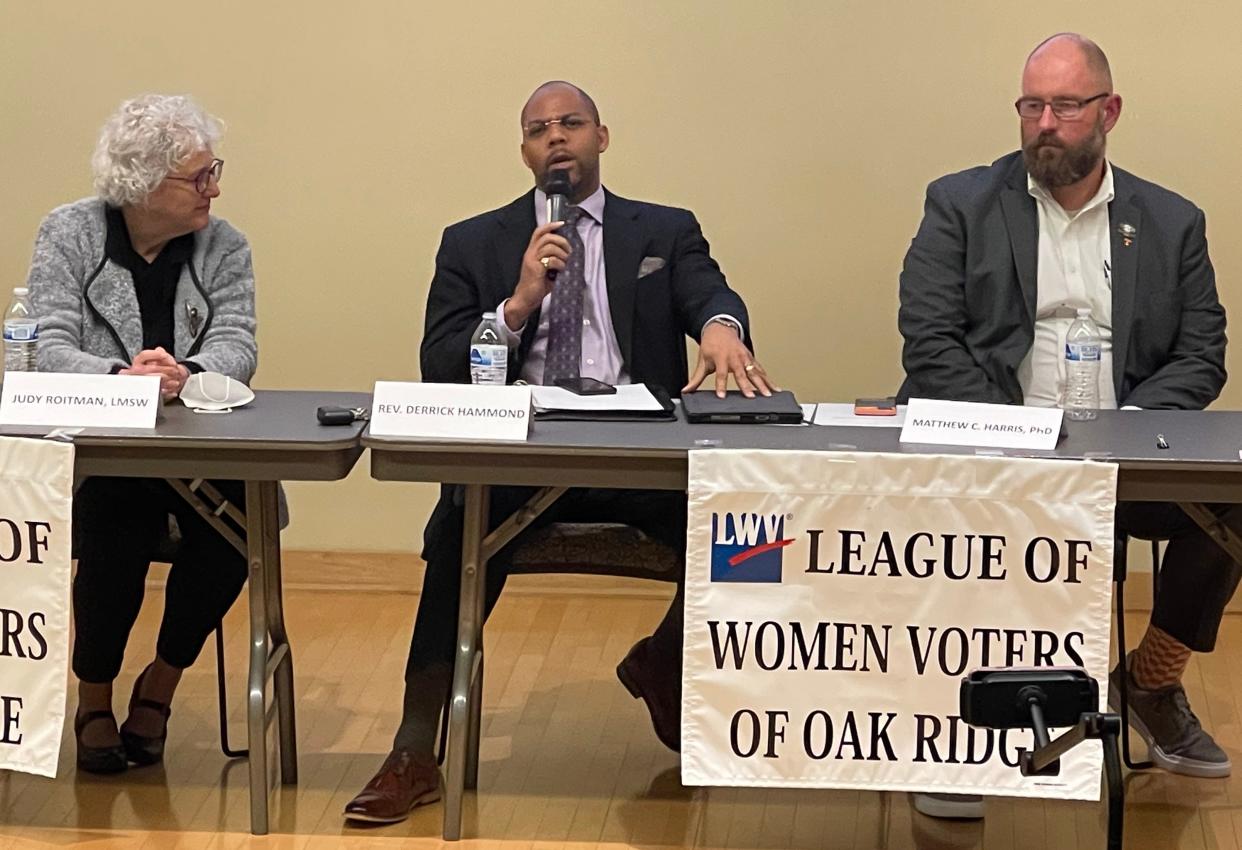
[393,663,452,754]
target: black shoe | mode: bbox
[1109,662,1231,777]
[75,709,127,774]
[120,666,171,766]
[616,637,681,752]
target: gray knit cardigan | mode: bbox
[25,197,257,381]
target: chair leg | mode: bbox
[216,625,248,758]
[1115,541,1154,771]
[1150,540,1162,611]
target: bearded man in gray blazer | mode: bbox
[898,33,1237,820]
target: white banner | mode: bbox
[0,436,74,777]
[682,450,1116,800]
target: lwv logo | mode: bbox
[710,512,793,583]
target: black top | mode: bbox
[104,205,194,354]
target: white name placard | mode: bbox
[370,381,531,441]
[899,398,1064,450]
[0,372,161,429]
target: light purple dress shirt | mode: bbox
[498,185,743,386]
[498,186,626,385]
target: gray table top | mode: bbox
[1,389,371,481]
[365,407,1242,502]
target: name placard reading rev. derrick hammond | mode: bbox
[369,381,531,441]
[899,398,1064,451]
[0,372,161,429]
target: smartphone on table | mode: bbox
[554,377,617,396]
[854,396,897,416]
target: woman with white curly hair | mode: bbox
[24,94,256,774]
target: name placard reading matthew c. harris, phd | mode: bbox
[0,372,161,429]
[369,381,531,441]
[900,398,1064,451]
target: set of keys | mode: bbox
[316,405,370,426]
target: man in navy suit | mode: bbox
[345,80,773,824]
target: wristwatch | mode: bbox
[707,316,744,337]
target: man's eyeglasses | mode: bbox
[1014,93,1109,121]
[166,158,224,194]
[523,114,595,139]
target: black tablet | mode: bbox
[680,390,804,424]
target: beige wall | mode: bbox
[3,1,1240,551]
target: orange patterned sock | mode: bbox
[1131,625,1192,690]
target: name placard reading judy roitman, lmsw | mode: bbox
[900,398,1064,451]
[0,372,161,429]
[369,381,531,441]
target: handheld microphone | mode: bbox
[544,169,572,281]
[546,168,571,224]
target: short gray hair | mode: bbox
[91,94,223,206]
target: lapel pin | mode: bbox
[185,303,202,336]
[1118,222,1137,247]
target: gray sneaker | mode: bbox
[1109,662,1232,778]
[910,792,985,819]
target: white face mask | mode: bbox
[179,372,254,413]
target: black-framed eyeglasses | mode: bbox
[166,158,224,193]
[1015,93,1109,121]
[522,114,595,139]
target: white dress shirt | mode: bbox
[1018,163,1118,409]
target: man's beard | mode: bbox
[1023,117,1105,189]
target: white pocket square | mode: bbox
[638,256,666,278]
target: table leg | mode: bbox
[444,482,488,841]
[244,480,272,835]
[436,485,564,840]
[466,654,483,790]
[258,481,298,785]
[168,478,295,831]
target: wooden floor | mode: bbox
[4,577,1242,850]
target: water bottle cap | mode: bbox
[481,311,497,320]
[1076,307,1091,317]
[13,287,28,296]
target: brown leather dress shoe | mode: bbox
[616,636,681,752]
[344,749,442,824]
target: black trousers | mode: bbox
[1117,501,1242,653]
[72,477,248,683]
[402,486,686,714]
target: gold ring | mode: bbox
[744,363,756,372]
[540,257,550,269]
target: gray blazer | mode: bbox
[898,151,1226,409]
[26,197,257,382]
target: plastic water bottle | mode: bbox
[1064,307,1101,421]
[3,287,38,379]
[469,311,508,385]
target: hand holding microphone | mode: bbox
[507,169,574,329]
[543,169,572,281]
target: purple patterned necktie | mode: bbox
[542,206,586,385]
